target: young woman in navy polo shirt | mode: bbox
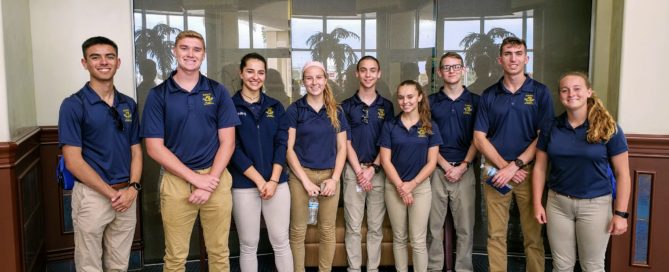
[379,80,442,272]
[229,53,292,272]
[283,61,348,272]
[532,72,630,271]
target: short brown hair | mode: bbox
[439,52,463,67]
[499,36,526,56]
[175,30,205,50]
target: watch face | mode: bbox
[515,159,523,167]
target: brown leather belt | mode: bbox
[110,182,129,190]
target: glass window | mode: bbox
[633,173,652,265]
[291,17,323,49]
[133,0,593,262]
[444,20,480,51]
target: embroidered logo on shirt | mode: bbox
[463,104,473,115]
[123,108,132,122]
[417,127,428,138]
[377,108,385,119]
[266,107,275,118]
[238,111,247,117]
[202,92,215,106]
[524,94,535,105]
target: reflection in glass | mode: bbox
[132,0,593,263]
[134,0,291,262]
[633,173,652,265]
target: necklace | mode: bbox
[241,91,260,103]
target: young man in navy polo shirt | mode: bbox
[474,37,554,272]
[341,56,394,272]
[427,52,479,272]
[59,36,142,271]
[142,30,240,272]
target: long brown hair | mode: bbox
[397,80,432,134]
[323,82,341,132]
[560,72,617,143]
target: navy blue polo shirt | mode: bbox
[281,97,350,170]
[474,75,554,160]
[58,83,140,185]
[229,91,288,188]
[378,117,443,181]
[341,91,395,163]
[429,87,480,162]
[141,72,240,170]
[537,113,628,198]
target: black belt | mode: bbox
[76,180,128,190]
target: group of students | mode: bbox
[59,29,630,272]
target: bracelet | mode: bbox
[269,179,279,183]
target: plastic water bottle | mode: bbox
[307,196,319,225]
[482,163,513,195]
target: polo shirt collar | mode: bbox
[435,86,470,102]
[495,74,535,94]
[167,71,209,94]
[296,96,326,113]
[352,90,385,106]
[392,114,422,130]
[556,112,589,130]
[232,90,273,108]
[81,82,125,106]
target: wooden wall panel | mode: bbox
[610,134,669,272]
[0,127,44,272]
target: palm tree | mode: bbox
[306,27,360,86]
[135,24,182,79]
[460,27,515,72]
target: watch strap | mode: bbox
[614,210,629,218]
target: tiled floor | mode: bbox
[139,254,582,272]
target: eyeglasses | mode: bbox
[107,106,124,131]
[440,64,464,72]
[361,107,369,124]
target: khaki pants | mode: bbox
[232,182,293,272]
[546,190,612,272]
[160,168,233,272]
[343,163,386,272]
[386,179,432,272]
[288,168,340,272]
[72,181,137,272]
[427,167,475,272]
[483,161,544,272]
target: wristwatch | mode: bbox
[514,158,525,168]
[372,164,381,174]
[614,210,629,218]
[129,182,143,192]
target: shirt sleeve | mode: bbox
[337,108,350,134]
[536,119,554,152]
[537,86,556,130]
[280,103,298,130]
[141,89,165,138]
[606,125,629,157]
[429,121,444,147]
[129,99,141,145]
[377,121,392,148]
[273,104,288,167]
[474,91,491,133]
[58,97,84,147]
[385,100,395,120]
[230,134,254,173]
[217,85,242,128]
